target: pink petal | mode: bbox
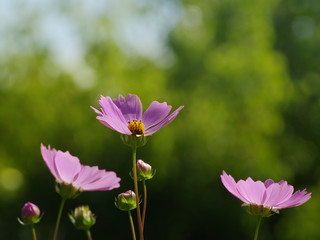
[97,115,132,135]
[40,144,62,182]
[98,96,128,126]
[263,182,293,208]
[277,180,286,185]
[73,166,121,191]
[261,183,278,207]
[54,150,82,184]
[275,189,311,209]
[144,105,184,136]
[72,165,101,188]
[91,106,118,131]
[264,179,274,188]
[79,169,121,191]
[272,182,293,206]
[142,101,172,129]
[236,178,266,205]
[220,171,249,204]
[112,94,143,121]
[90,106,103,117]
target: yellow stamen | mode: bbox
[127,119,145,135]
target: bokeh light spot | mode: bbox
[291,16,316,39]
[1,168,23,191]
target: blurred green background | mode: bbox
[1,0,319,239]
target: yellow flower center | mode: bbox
[127,119,145,135]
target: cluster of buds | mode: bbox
[68,205,96,231]
[116,160,155,212]
[115,190,137,211]
[18,202,42,226]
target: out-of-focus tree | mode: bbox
[161,0,295,238]
[272,0,320,239]
[0,0,319,239]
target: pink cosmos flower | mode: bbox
[221,171,311,214]
[91,94,184,136]
[41,144,120,191]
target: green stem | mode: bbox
[132,147,144,240]
[128,210,136,240]
[86,230,93,240]
[53,198,67,240]
[254,217,262,240]
[31,225,37,240]
[142,180,147,229]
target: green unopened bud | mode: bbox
[18,202,42,226]
[121,134,147,149]
[115,190,137,211]
[55,182,82,199]
[244,204,275,217]
[130,159,156,181]
[68,205,96,231]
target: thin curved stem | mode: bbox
[128,210,136,240]
[132,147,144,240]
[142,180,147,229]
[254,217,262,240]
[31,225,37,240]
[53,198,67,240]
[86,230,93,240]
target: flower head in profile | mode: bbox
[91,94,184,136]
[221,171,311,217]
[41,144,120,198]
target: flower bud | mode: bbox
[68,206,96,231]
[115,190,137,211]
[18,202,41,226]
[134,159,155,181]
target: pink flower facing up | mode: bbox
[221,171,311,217]
[91,94,184,137]
[41,144,121,199]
